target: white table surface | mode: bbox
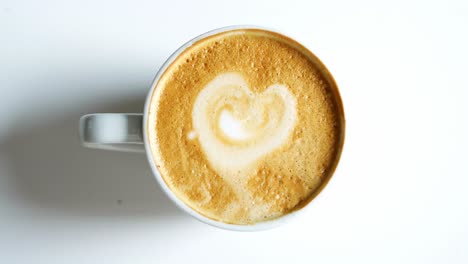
[1,0,467,263]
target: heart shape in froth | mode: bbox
[192,72,297,183]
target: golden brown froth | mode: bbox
[147,29,344,224]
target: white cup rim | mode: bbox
[142,25,338,231]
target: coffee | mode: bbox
[147,29,344,224]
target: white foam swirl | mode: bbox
[192,72,297,214]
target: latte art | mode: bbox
[147,29,345,224]
[192,72,298,218]
[192,72,297,175]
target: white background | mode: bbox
[1,0,467,263]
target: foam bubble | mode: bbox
[187,131,197,140]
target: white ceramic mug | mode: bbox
[79,25,337,231]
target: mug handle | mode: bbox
[79,113,145,153]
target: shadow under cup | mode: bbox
[82,26,345,231]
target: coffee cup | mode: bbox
[79,25,345,231]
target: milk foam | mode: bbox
[192,72,298,217]
[218,110,252,140]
